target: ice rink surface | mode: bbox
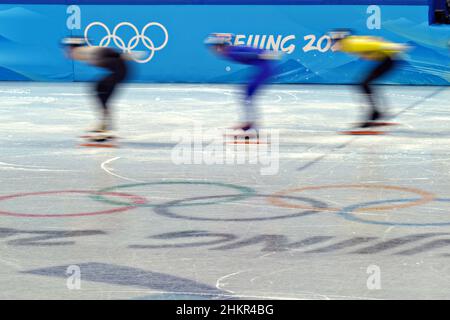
[0,82,449,299]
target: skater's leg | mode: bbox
[94,74,117,131]
[239,61,274,130]
[360,56,396,125]
[93,58,126,131]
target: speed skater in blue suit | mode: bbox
[205,33,280,132]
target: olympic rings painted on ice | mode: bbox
[0,190,147,218]
[268,184,435,213]
[84,21,169,63]
[92,181,256,208]
[153,193,328,222]
[338,198,450,227]
[1,181,441,226]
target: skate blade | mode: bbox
[223,132,259,138]
[340,130,386,136]
[79,143,118,148]
[352,122,399,128]
[370,121,399,127]
[79,135,118,139]
[226,140,269,145]
[223,136,270,145]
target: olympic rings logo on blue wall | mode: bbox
[84,21,169,63]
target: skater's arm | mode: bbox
[225,46,280,63]
[258,51,282,60]
[121,51,146,61]
[71,46,100,63]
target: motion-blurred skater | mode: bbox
[205,33,280,133]
[61,37,128,135]
[330,30,408,128]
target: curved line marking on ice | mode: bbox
[101,157,145,183]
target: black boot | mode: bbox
[359,110,385,128]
